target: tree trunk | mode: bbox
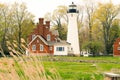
[18,24,22,50]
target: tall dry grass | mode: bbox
[0,38,61,80]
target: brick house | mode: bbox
[113,38,120,56]
[27,18,70,55]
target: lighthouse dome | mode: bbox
[67,2,79,13]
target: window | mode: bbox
[47,34,51,41]
[56,47,64,51]
[32,45,36,51]
[46,26,48,28]
[118,47,120,50]
[40,44,44,51]
[32,34,36,40]
[49,46,52,51]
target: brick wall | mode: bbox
[28,18,56,54]
[29,37,54,54]
[113,38,120,56]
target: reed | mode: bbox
[0,38,61,80]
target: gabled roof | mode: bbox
[28,35,48,46]
[48,41,70,46]
[28,35,70,46]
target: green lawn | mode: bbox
[0,56,120,80]
[43,56,120,80]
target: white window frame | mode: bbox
[56,47,64,51]
[32,34,36,40]
[40,44,44,51]
[32,45,36,51]
[118,47,120,50]
[49,46,52,51]
[46,26,48,28]
[47,34,51,41]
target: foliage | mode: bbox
[93,2,120,54]
[52,23,67,40]
[108,19,120,53]
[0,2,35,55]
[44,6,68,40]
[11,2,35,49]
[82,41,103,56]
[0,3,14,55]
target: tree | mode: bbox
[94,2,120,54]
[44,5,68,40]
[84,1,96,54]
[11,2,34,50]
[0,3,35,55]
[0,3,12,56]
[83,41,103,56]
[108,19,120,53]
[52,6,68,40]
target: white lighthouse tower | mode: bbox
[67,2,80,56]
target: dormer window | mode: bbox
[47,34,51,41]
[32,34,36,40]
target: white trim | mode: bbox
[118,47,120,50]
[28,35,48,46]
[56,47,64,51]
[49,46,52,51]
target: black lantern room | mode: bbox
[67,2,79,13]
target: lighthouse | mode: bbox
[67,2,80,56]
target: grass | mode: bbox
[0,56,61,80]
[43,56,120,80]
[43,61,102,80]
[0,56,120,80]
[0,39,120,80]
[0,39,61,80]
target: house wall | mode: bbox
[27,18,60,55]
[29,37,54,54]
[113,38,120,56]
[54,45,68,55]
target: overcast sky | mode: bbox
[0,0,120,22]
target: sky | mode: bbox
[0,0,120,22]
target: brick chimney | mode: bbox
[45,21,50,28]
[46,21,50,26]
[39,18,44,24]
